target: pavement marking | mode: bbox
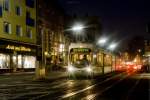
[60,73,126,99]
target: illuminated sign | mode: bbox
[70,48,91,53]
[6,45,31,52]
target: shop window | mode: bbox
[4,22,11,34]
[26,27,32,38]
[0,54,10,69]
[24,56,35,68]
[16,25,22,37]
[18,55,22,68]
[16,6,21,16]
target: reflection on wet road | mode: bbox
[0,72,150,100]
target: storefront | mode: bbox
[0,39,36,72]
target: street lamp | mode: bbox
[71,23,84,32]
[98,37,107,45]
[108,43,117,51]
[108,43,117,71]
[71,23,84,41]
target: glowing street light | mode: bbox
[71,23,84,32]
[108,43,117,50]
[71,23,85,42]
[98,38,108,45]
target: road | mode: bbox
[0,71,149,100]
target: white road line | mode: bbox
[60,73,125,99]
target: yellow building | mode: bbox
[0,0,36,72]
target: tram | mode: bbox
[67,43,95,77]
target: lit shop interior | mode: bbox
[0,54,36,69]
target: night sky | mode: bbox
[58,0,150,49]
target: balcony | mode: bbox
[0,6,2,17]
[26,17,35,27]
[26,0,34,8]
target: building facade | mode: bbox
[37,0,68,69]
[144,39,150,65]
[0,0,36,72]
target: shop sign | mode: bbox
[6,45,31,52]
[70,48,91,53]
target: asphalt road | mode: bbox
[0,71,149,100]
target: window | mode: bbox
[0,6,2,17]
[26,27,32,38]
[16,6,21,16]
[4,22,11,34]
[0,54,10,69]
[4,0,10,11]
[16,25,22,36]
[26,0,35,8]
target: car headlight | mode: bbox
[86,67,92,72]
[68,66,74,72]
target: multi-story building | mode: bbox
[0,0,36,72]
[37,0,68,69]
[144,39,150,64]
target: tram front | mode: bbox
[67,44,94,77]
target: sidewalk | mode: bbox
[0,70,68,81]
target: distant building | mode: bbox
[143,39,150,66]
[146,23,150,33]
[37,0,68,67]
[0,0,36,72]
[127,36,144,60]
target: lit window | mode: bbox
[26,27,32,38]
[16,25,22,37]
[4,22,11,34]
[16,6,21,16]
[24,56,35,68]
[4,0,10,11]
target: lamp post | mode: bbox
[35,28,46,79]
[108,43,117,72]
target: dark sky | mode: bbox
[58,0,150,48]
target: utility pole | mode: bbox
[35,28,46,79]
[102,53,105,74]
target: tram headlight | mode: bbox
[86,67,92,73]
[68,66,75,72]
